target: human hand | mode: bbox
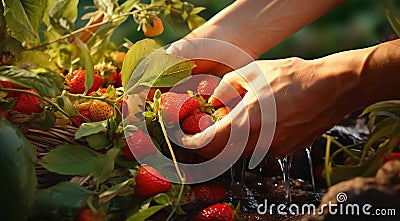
[178,57,354,162]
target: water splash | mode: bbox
[305,146,316,192]
[276,154,293,204]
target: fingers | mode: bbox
[209,63,257,107]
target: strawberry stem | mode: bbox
[0,88,71,119]
[158,111,186,220]
[66,92,116,105]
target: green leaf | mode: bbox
[75,120,108,139]
[57,92,79,116]
[187,14,206,30]
[48,0,79,32]
[0,118,37,221]
[94,0,114,18]
[0,98,16,110]
[93,148,121,183]
[126,205,168,221]
[0,66,64,97]
[40,144,101,176]
[362,100,400,116]
[86,132,111,150]
[99,178,133,203]
[31,182,93,221]
[86,25,117,64]
[3,0,39,42]
[385,0,400,37]
[190,7,206,15]
[154,193,170,205]
[125,49,195,90]
[15,50,60,72]
[152,60,195,87]
[121,39,161,89]
[27,109,56,130]
[75,39,94,94]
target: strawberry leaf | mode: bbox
[92,147,120,183]
[40,144,102,176]
[126,204,168,221]
[75,120,108,139]
[86,132,111,150]
[3,0,46,43]
[125,48,195,90]
[121,39,161,89]
[31,182,93,220]
[75,38,94,94]
[27,109,55,130]
[0,66,64,97]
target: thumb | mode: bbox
[209,70,248,107]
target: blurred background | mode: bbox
[79,0,396,60]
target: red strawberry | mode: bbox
[114,72,122,87]
[76,207,105,221]
[194,203,235,221]
[160,92,200,124]
[13,90,43,115]
[123,130,157,160]
[67,70,104,94]
[0,81,15,98]
[191,184,227,203]
[213,107,230,121]
[181,112,213,134]
[135,166,171,198]
[89,100,112,121]
[72,108,92,126]
[382,152,400,164]
[197,76,220,101]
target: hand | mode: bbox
[166,38,254,77]
[178,57,353,161]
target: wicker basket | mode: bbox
[9,112,91,189]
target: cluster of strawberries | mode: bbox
[77,164,236,221]
[133,165,236,220]
[121,75,232,162]
[159,76,231,134]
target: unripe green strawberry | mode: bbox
[197,76,220,101]
[89,100,112,122]
[194,203,235,221]
[181,112,213,134]
[122,129,157,160]
[13,90,43,115]
[67,70,103,94]
[160,92,200,125]
[135,166,171,198]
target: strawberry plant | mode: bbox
[0,0,209,220]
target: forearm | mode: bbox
[187,0,345,59]
[313,39,400,113]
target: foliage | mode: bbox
[0,0,205,220]
[324,101,400,186]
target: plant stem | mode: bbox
[158,113,185,182]
[158,112,186,220]
[66,92,116,105]
[0,88,71,118]
[329,139,363,162]
[322,134,332,187]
